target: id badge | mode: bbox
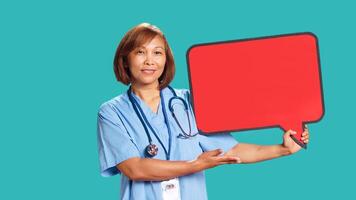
[161,178,181,200]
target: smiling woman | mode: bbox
[127,36,166,84]
[97,23,310,200]
[113,23,175,90]
[125,36,167,114]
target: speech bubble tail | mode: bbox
[281,122,307,149]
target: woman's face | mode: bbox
[127,36,166,87]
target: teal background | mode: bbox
[1,0,355,199]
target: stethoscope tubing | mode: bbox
[127,85,197,159]
[127,87,171,159]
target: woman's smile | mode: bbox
[141,68,157,75]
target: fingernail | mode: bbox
[235,157,241,163]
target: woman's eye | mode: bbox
[154,51,163,55]
[137,50,144,54]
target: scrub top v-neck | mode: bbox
[97,87,238,200]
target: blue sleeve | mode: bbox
[197,133,238,153]
[181,89,239,153]
[97,103,140,177]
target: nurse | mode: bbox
[97,23,310,200]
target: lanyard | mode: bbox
[127,87,173,160]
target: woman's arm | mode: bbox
[117,149,240,181]
[225,128,310,163]
[224,143,290,163]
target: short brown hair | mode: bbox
[113,23,175,89]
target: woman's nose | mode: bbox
[144,53,154,65]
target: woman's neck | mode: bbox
[131,82,160,102]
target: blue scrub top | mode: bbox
[97,87,238,200]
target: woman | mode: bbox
[97,23,310,200]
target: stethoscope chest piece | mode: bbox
[145,143,158,157]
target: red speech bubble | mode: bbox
[187,33,324,148]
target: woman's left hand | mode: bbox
[282,126,310,154]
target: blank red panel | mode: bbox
[187,33,324,142]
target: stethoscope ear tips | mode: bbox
[177,132,198,139]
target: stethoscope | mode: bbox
[127,85,197,160]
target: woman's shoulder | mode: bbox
[98,92,129,115]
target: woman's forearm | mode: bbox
[225,143,291,163]
[117,149,240,181]
[137,158,202,181]
[117,157,202,181]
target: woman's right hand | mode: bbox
[193,149,241,171]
